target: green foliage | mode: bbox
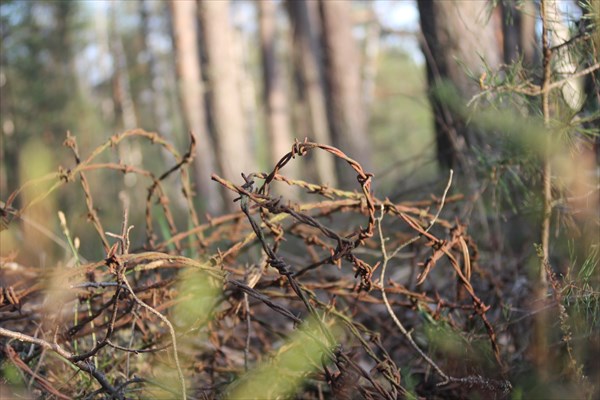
[564,242,600,333]
[0,362,23,386]
[228,317,339,399]
[174,269,222,331]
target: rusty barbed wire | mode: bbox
[1,131,511,398]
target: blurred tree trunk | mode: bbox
[418,0,502,170]
[199,0,253,208]
[2,0,102,209]
[319,0,374,188]
[109,3,141,193]
[363,9,380,119]
[170,0,221,215]
[141,0,193,210]
[258,0,298,183]
[501,0,537,66]
[107,5,135,132]
[578,0,600,144]
[109,13,137,132]
[139,0,172,137]
[232,23,259,173]
[3,1,78,260]
[545,0,585,111]
[286,0,337,187]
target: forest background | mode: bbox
[0,0,598,399]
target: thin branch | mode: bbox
[377,169,453,385]
[468,63,600,106]
[120,264,186,399]
[540,0,553,288]
[0,327,123,399]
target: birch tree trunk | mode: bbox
[170,0,221,215]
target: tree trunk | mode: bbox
[139,0,172,137]
[109,12,137,131]
[258,0,298,184]
[578,0,600,148]
[286,0,337,187]
[199,0,253,207]
[501,0,537,67]
[170,0,221,215]
[363,9,380,118]
[109,3,140,191]
[232,20,259,174]
[319,0,373,188]
[418,0,503,170]
[545,0,584,111]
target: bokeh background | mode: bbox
[1,1,598,398]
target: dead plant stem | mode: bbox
[120,269,186,399]
[0,327,123,399]
[377,169,453,385]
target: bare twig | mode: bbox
[110,214,187,400]
[376,170,453,385]
[0,327,123,399]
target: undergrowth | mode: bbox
[0,129,597,399]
